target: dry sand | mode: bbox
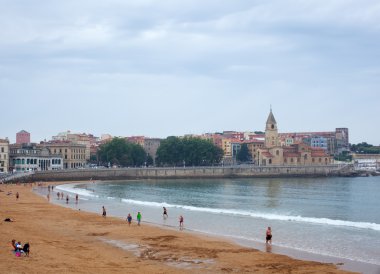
[0,183,355,274]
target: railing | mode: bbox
[0,171,35,183]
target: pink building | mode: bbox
[16,130,30,144]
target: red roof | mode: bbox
[261,152,274,158]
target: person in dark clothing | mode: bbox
[22,242,30,256]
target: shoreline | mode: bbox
[42,181,380,274]
[0,181,360,273]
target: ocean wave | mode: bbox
[120,198,380,231]
[56,184,99,198]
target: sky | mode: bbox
[1,0,379,144]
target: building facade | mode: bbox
[143,138,161,163]
[16,130,30,144]
[42,141,87,169]
[257,110,332,166]
[0,138,9,173]
[9,144,63,172]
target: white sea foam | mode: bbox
[56,184,99,198]
[120,198,380,231]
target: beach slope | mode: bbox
[0,184,354,273]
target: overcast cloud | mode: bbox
[1,0,379,144]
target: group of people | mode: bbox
[10,239,29,257]
[101,206,184,229]
[53,192,79,204]
[102,206,142,226]
[163,207,184,228]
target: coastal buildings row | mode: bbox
[0,113,350,172]
[199,123,348,164]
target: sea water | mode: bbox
[39,177,380,273]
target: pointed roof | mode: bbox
[266,109,277,125]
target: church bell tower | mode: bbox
[265,108,279,148]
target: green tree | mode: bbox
[156,137,224,166]
[350,142,380,154]
[236,143,250,162]
[146,154,154,166]
[334,151,352,162]
[97,138,146,167]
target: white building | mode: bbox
[10,144,63,172]
[0,138,9,173]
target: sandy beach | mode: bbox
[0,183,355,274]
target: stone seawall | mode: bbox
[29,165,353,182]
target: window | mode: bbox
[1,147,3,153]
[276,150,279,156]
[291,158,294,163]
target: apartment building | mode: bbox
[0,138,9,173]
[16,130,31,144]
[9,143,63,172]
[42,141,88,169]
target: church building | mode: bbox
[257,110,332,166]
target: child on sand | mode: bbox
[16,192,19,200]
[179,215,184,229]
[266,227,272,244]
[102,206,106,217]
[127,214,132,226]
[137,212,141,226]
[163,207,168,218]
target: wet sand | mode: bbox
[0,183,355,274]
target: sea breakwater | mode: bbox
[28,164,354,182]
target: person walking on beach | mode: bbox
[102,206,106,217]
[163,207,168,218]
[137,212,142,226]
[57,192,60,199]
[16,192,19,201]
[66,195,69,204]
[75,194,79,204]
[127,214,132,226]
[179,215,184,229]
[61,192,64,200]
[266,227,272,244]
